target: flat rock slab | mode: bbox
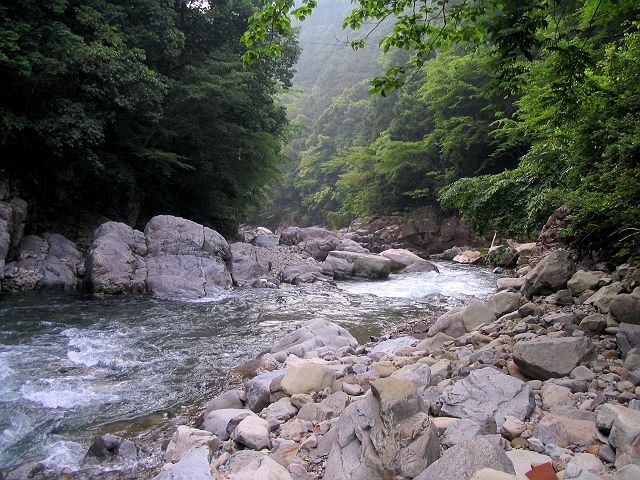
[440,367,535,430]
[512,336,596,380]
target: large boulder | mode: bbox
[322,250,391,280]
[380,248,439,273]
[463,299,496,332]
[414,436,516,480]
[585,282,625,313]
[617,323,640,357]
[230,415,271,450]
[323,382,440,480]
[201,409,256,440]
[280,264,332,285]
[279,226,340,261]
[244,369,287,412]
[453,250,484,265]
[3,233,83,291]
[568,271,603,296]
[609,294,640,325]
[486,292,522,318]
[440,367,535,430]
[428,307,466,338]
[269,320,358,359]
[521,249,575,297]
[512,336,597,380]
[144,215,231,299]
[86,221,148,294]
[228,242,267,287]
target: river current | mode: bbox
[0,262,498,473]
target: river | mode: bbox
[0,262,498,475]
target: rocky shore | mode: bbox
[6,245,629,480]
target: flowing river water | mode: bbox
[0,262,499,475]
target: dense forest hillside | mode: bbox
[0,0,297,235]
[256,0,640,258]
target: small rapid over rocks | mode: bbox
[0,264,497,474]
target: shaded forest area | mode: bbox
[0,0,297,235]
[258,0,640,258]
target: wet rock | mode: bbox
[154,446,214,480]
[280,364,334,396]
[86,434,139,462]
[322,250,391,280]
[231,415,270,450]
[280,264,331,285]
[610,294,640,325]
[379,248,438,273]
[512,336,597,380]
[86,221,148,294]
[229,242,267,287]
[521,249,575,297]
[269,320,358,359]
[453,250,484,265]
[414,436,516,480]
[440,367,535,430]
[164,426,220,463]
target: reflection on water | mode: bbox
[0,262,497,471]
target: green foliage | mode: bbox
[0,0,298,231]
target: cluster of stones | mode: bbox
[131,248,640,480]
[1,210,441,297]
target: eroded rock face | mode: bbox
[86,221,148,294]
[322,250,391,280]
[3,233,83,291]
[228,242,267,287]
[279,226,340,261]
[440,367,535,430]
[323,384,440,480]
[512,336,597,380]
[87,215,232,299]
[521,249,575,297]
[414,436,516,480]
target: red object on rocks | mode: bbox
[525,462,558,480]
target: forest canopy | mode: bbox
[252,0,640,256]
[0,0,298,233]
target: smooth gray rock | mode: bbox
[512,336,597,380]
[610,294,640,325]
[280,363,334,396]
[280,263,332,285]
[154,447,213,480]
[487,292,522,318]
[428,307,466,338]
[497,277,525,291]
[463,299,496,332]
[440,367,535,430]
[322,250,391,280]
[224,450,292,479]
[521,249,575,297]
[369,336,420,357]
[585,282,625,313]
[380,248,438,273]
[86,221,148,294]
[202,389,244,418]
[608,405,640,467]
[568,271,602,296]
[443,419,487,447]
[269,319,358,358]
[414,436,516,480]
[230,415,270,450]
[228,242,267,287]
[201,408,255,440]
[613,465,640,480]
